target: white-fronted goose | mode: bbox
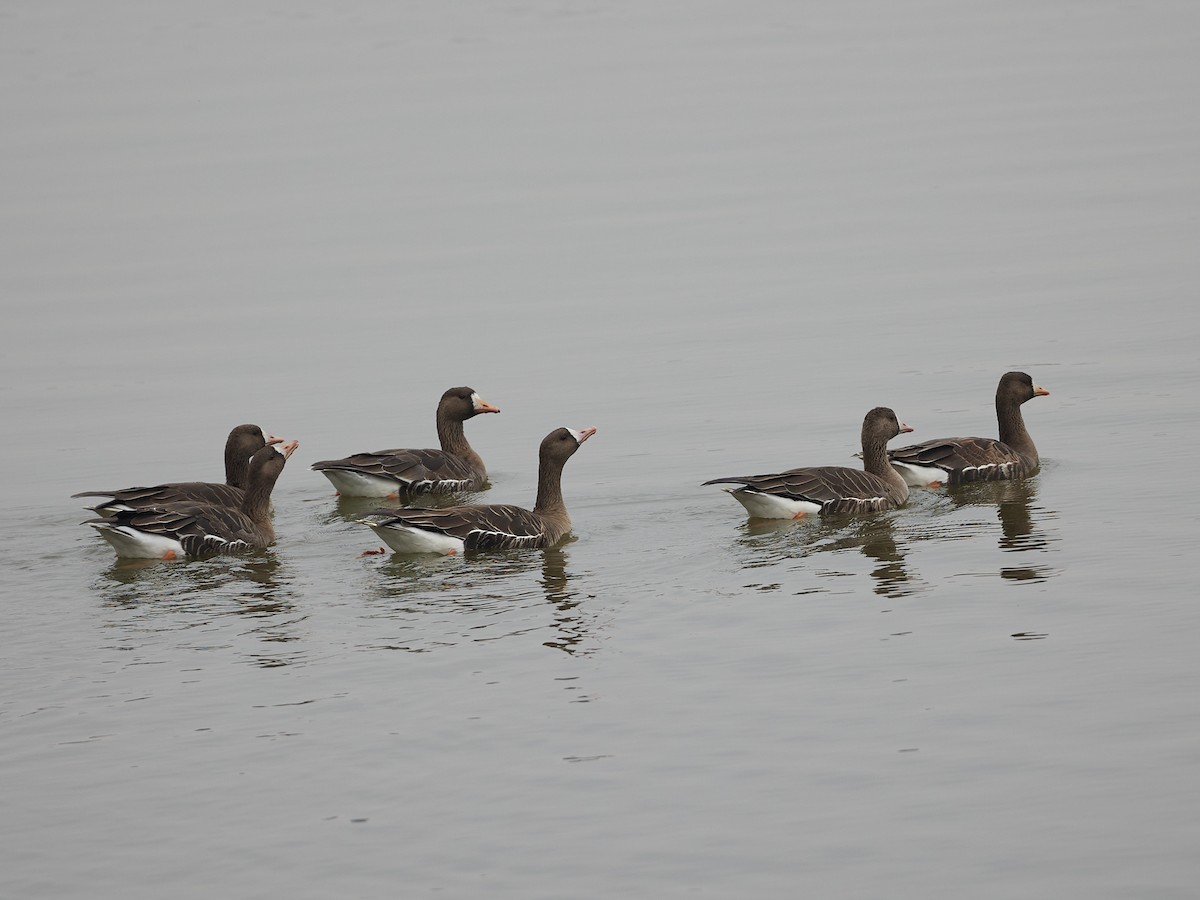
[86,441,299,559]
[72,424,281,514]
[312,387,500,498]
[704,408,913,519]
[359,427,595,555]
[887,371,1050,487]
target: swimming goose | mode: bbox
[312,387,500,498]
[359,426,595,555]
[72,424,281,514]
[887,371,1049,487]
[704,407,913,519]
[86,440,299,559]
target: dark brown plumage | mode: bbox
[72,424,278,514]
[887,371,1050,487]
[704,407,913,518]
[361,427,596,554]
[311,387,500,498]
[86,441,298,558]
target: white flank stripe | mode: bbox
[362,520,466,556]
[890,462,948,487]
[318,469,406,498]
[89,523,185,559]
[726,488,822,520]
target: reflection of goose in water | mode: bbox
[742,513,922,598]
[93,552,305,666]
[99,544,282,588]
[538,545,589,654]
[944,476,1060,582]
[362,541,598,654]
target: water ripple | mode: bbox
[357,544,604,655]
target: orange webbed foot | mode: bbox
[359,547,387,557]
[162,550,177,560]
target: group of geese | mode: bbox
[76,373,1049,560]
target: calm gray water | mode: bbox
[4,2,1200,897]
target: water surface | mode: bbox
[3,2,1200,897]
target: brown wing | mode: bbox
[368,504,555,550]
[704,466,894,513]
[311,448,482,492]
[73,481,243,512]
[92,502,268,555]
[888,437,1025,483]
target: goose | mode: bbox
[312,387,500,498]
[887,371,1049,487]
[703,407,912,519]
[359,426,595,555]
[86,440,298,559]
[72,424,281,514]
